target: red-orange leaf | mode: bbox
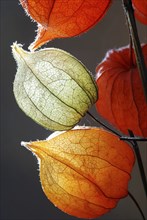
[132,0,147,25]
[96,44,147,137]
[22,126,135,219]
[19,0,112,50]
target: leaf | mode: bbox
[132,0,147,25]
[22,126,135,219]
[96,44,147,137]
[19,0,112,50]
[12,43,98,131]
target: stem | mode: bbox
[128,130,147,197]
[122,0,147,101]
[129,36,134,67]
[128,191,145,220]
[87,112,147,214]
[87,111,121,137]
[120,136,147,141]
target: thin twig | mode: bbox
[128,191,146,220]
[87,112,147,216]
[128,130,147,197]
[120,136,147,141]
[87,111,121,137]
[122,0,147,101]
[129,35,134,67]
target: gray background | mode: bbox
[0,0,147,220]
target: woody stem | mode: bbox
[87,112,147,217]
[87,111,121,137]
[122,0,147,101]
[128,130,147,197]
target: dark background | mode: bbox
[0,0,147,220]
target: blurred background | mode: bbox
[0,0,147,220]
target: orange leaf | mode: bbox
[96,44,147,137]
[132,0,147,25]
[19,0,112,50]
[22,126,135,219]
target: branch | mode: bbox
[122,0,147,101]
[87,111,121,137]
[120,136,147,141]
[128,130,147,197]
